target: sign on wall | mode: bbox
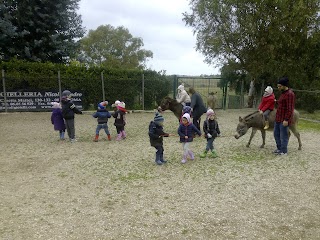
[0,91,83,112]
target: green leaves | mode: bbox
[0,0,85,63]
[77,24,153,70]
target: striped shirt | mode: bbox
[275,89,295,125]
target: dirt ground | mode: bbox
[0,109,319,239]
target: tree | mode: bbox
[184,0,320,112]
[77,24,153,70]
[183,0,320,80]
[0,0,85,63]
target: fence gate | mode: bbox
[173,75,223,109]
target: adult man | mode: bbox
[189,87,207,131]
[274,77,295,155]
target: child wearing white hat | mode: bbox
[112,101,127,140]
[258,86,275,129]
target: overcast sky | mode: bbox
[78,0,220,76]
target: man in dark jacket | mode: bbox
[148,112,169,165]
[189,87,207,131]
[61,90,82,143]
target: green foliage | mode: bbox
[77,25,153,70]
[0,60,170,110]
[0,0,85,63]
[184,0,320,111]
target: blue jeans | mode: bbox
[96,123,110,135]
[274,122,289,153]
[206,138,214,151]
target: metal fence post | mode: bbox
[2,69,7,113]
[173,75,178,99]
[58,70,62,101]
[101,71,105,100]
[142,72,144,110]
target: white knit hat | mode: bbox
[177,84,185,91]
[206,108,215,117]
[265,86,273,94]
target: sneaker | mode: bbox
[155,160,163,165]
[181,159,187,164]
[70,138,76,143]
[200,151,207,158]
[160,159,167,163]
[210,151,218,158]
[277,152,288,156]
[273,149,281,154]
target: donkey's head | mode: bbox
[159,97,173,111]
[234,116,251,139]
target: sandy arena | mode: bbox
[0,109,319,239]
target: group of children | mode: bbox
[51,90,127,143]
[52,86,274,165]
[148,105,221,165]
[148,84,275,165]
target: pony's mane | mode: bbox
[244,111,259,120]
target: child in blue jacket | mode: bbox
[178,113,201,163]
[92,101,111,141]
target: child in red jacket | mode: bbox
[258,86,275,129]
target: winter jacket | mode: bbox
[178,113,201,142]
[176,85,191,105]
[93,109,111,124]
[148,121,169,147]
[51,108,66,131]
[190,92,207,119]
[61,98,82,119]
[112,109,126,127]
[203,119,220,139]
[258,94,275,112]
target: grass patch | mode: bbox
[299,110,320,121]
[298,119,320,131]
[113,172,152,183]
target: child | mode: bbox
[200,109,221,158]
[258,86,275,129]
[148,112,170,165]
[61,90,83,143]
[179,105,192,123]
[111,100,121,110]
[51,102,66,140]
[112,101,127,140]
[178,113,201,164]
[92,101,112,142]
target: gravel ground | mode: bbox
[0,109,319,240]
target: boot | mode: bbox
[93,134,99,142]
[160,153,167,163]
[263,120,269,130]
[60,131,65,140]
[181,153,187,163]
[188,150,195,160]
[121,130,127,139]
[210,150,218,158]
[155,154,162,165]
[116,133,122,141]
[107,134,111,141]
[200,150,208,158]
